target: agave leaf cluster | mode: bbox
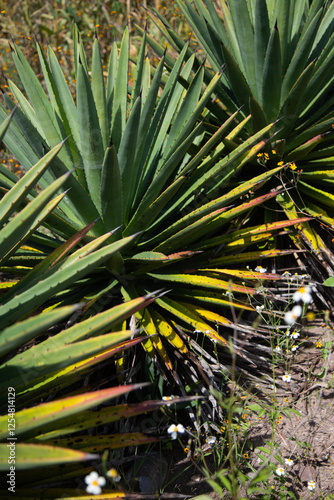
[0,158,183,494]
[0,23,307,353]
[143,0,334,285]
[0,12,317,494]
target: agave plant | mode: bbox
[0,21,312,407]
[142,0,334,291]
[1,119,200,497]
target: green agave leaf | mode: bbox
[118,95,142,223]
[154,190,280,253]
[287,116,333,153]
[18,338,147,406]
[0,93,58,188]
[279,59,316,134]
[11,42,72,169]
[0,171,70,264]
[2,220,106,302]
[35,396,198,440]
[77,57,104,215]
[35,293,158,347]
[47,45,83,168]
[281,7,323,102]
[148,272,255,295]
[262,22,281,122]
[0,385,146,440]
[0,105,16,144]
[285,132,325,161]
[91,33,108,151]
[0,330,135,393]
[110,26,129,150]
[176,0,222,71]
[0,444,97,470]
[44,432,158,452]
[250,95,268,132]
[100,138,123,233]
[311,1,334,59]
[221,43,252,113]
[0,141,64,227]
[274,0,294,73]
[35,43,74,163]
[7,78,47,143]
[0,99,101,233]
[194,217,310,251]
[106,39,118,129]
[209,248,299,265]
[298,180,334,210]
[0,234,135,328]
[130,27,147,111]
[227,0,256,92]
[126,176,188,235]
[0,305,79,358]
[161,62,205,162]
[173,288,253,311]
[254,0,270,100]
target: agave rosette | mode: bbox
[0,23,309,376]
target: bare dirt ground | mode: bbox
[163,320,334,499]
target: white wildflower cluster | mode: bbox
[281,283,314,359]
[285,285,313,325]
[308,480,316,491]
[84,468,122,495]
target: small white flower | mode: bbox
[293,286,312,304]
[106,468,121,482]
[282,271,291,277]
[255,266,267,273]
[168,423,185,440]
[274,346,281,353]
[284,305,302,325]
[282,374,291,383]
[276,467,285,476]
[291,331,300,339]
[194,329,203,333]
[284,458,294,467]
[308,480,316,491]
[286,330,291,336]
[206,435,217,445]
[85,471,106,495]
[256,305,265,313]
[162,395,179,405]
[291,344,299,352]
